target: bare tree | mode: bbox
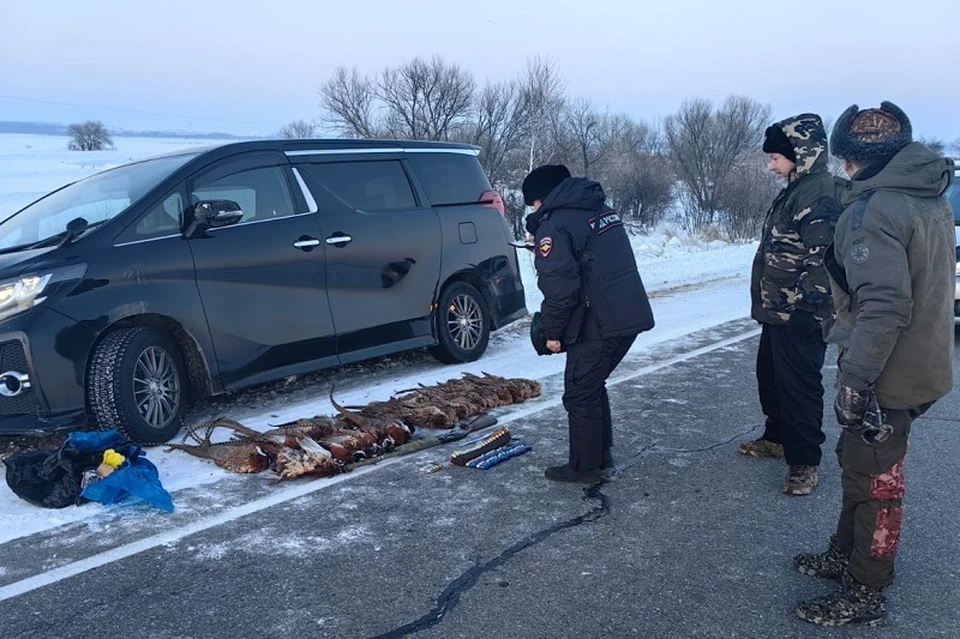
[595,117,675,227]
[715,153,780,240]
[320,67,379,138]
[563,98,604,177]
[278,119,318,139]
[917,136,946,156]
[67,121,113,151]
[665,96,770,230]
[377,56,475,141]
[517,56,567,172]
[821,117,848,177]
[471,57,567,237]
[950,137,960,156]
[321,56,475,141]
[458,80,528,188]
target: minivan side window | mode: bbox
[191,166,295,224]
[406,153,492,206]
[134,190,184,238]
[301,161,416,212]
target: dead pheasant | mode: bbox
[164,417,282,474]
[274,437,342,479]
[166,374,539,477]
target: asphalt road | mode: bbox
[2,317,959,638]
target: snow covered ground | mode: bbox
[0,133,759,543]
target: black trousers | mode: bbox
[562,332,636,471]
[756,323,827,466]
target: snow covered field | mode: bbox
[0,133,759,543]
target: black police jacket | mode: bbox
[527,177,654,345]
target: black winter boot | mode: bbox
[794,535,849,580]
[795,572,887,627]
[544,463,600,484]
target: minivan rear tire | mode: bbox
[87,327,188,445]
[429,281,491,364]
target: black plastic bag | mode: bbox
[4,430,143,509]
[4,445,102,509]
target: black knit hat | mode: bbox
[830,101,913,164]
[762,125,796,163]
[522,164,571,206]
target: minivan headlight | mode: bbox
[0,264,86,321]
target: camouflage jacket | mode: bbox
[826,144,955,408]
[750,114,842,325]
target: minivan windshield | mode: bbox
[0,153,197,251]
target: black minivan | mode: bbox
[0,139,526,443]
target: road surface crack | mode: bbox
[370,481,611,638]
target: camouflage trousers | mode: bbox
[833,403,931,589]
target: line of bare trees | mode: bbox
[283,55,954,240]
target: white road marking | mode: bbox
[0,327,759,603]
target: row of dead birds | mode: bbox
[166,372,541,479]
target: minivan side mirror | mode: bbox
[184,199,244,238]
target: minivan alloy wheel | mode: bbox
[132,346,181,429]
[447,293,484,351]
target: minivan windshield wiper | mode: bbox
[25,218,110,250]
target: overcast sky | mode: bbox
[1,0,957,140]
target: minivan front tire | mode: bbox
[87,327,188,445]
[429,281,491,364]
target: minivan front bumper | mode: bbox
[0,307,94,436]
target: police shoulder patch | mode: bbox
[539,237,553,258]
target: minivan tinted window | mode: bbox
[192,166,295,223]
[0,153,197,250]
[947,183,960,225]
[407,153,492,206]
[302,161,416,212]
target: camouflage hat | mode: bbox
[830,101,912,163]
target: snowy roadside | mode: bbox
[0,236,756,543]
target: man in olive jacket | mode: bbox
[794,101,955,627]
[741,113,842,496]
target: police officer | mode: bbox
[523,164,654,483]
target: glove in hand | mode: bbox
[834,383,872,427]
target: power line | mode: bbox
[0,93,271,129]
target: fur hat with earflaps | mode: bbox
[830,101,913,164]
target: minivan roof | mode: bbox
[137,138,481,171]
[156,138,479,157]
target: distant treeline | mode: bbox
[0,121,252,140]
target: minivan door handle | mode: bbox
[293,237,322,250]
[325,233,352,247]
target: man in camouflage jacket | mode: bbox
[794,102,955,628]
[740,113,842,496]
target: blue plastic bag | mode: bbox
[79,442,175,513]
[81,454,174,513]
[67,429,125,452]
